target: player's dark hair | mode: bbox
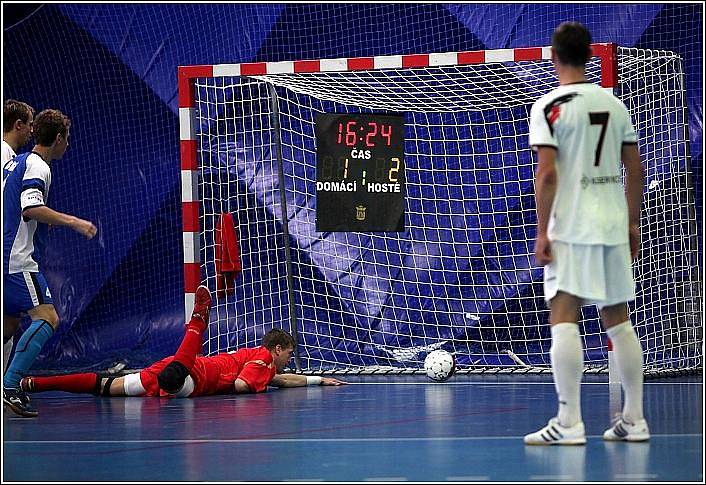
[33,109,71,146]
[552,21,592,67]
[3,99,34,134]
[262,328,296,350]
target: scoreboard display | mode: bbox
[315,113,405,232]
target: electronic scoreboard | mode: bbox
[315,113,405,232]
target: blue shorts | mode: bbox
[4,272,54,316]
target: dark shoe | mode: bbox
[20,377,34,393]
[191,285,212,328]
[3,387,38,417]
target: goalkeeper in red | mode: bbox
[21,286,346,401]
[524,22,647,445]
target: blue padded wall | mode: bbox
[2,3,701,371]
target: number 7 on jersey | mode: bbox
[589,112,609,166]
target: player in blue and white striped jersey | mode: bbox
[2,99,35,374]
[3,109,97,417]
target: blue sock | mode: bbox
[3,320,54,388]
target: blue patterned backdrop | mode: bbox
[2,3,702,371]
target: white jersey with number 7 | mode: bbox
[529,81,638,246]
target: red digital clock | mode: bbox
[336,120,393,147]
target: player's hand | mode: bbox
[534,233,552,266]
[628,222,640,260]
[321,377,347,386]
[72,218,98,239]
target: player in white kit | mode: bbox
[523,22,648,445]
[2,100,35,376]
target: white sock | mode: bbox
[606,320,644,423]
[3,336,14,374]
[550,323,584,427]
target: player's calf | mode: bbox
[21,373,107,395]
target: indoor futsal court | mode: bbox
[2,3,703,483]
[4,375,702,481]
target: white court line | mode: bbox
[335,381,702,386]
[364,477,407,481]
[615,474,659,480]
[5,434,701,445]
[446,476,490,481]
[530,475,573,480]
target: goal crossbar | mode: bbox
[178,43,619,314]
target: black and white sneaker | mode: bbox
[3,387,38,417]
[603,417,650,442]
[524,417,586,445]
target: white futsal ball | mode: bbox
[424,349,456,382]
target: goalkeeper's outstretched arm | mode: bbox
[270,374,347,388]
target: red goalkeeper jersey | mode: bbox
[140,346,277,396]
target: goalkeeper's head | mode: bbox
[263,328,296,372]
[551,21,592,67]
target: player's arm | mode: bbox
[232,378,254,394]
[19,161,97,239]
[23,205,97,239]
[269,374,347,388]
[621,143,644,259]
[533,146,558,266]
[528,98,558,267]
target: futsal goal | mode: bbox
[178,43,701,376]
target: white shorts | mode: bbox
[543,241,635,309]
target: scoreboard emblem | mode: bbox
[355,205,367,221]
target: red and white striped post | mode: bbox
[178,65,212,321]
[592,42,621,384]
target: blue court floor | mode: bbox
[2,374,703,482]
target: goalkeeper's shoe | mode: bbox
[3,387,38,418]
[190,285,212,329]
[524,417,586,445]
[20,376,35,393]
[603,417,650,442]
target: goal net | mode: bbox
[179,44,701,376]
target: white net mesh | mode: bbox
[192,47,701,375]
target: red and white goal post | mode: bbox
[177,43,701,377]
